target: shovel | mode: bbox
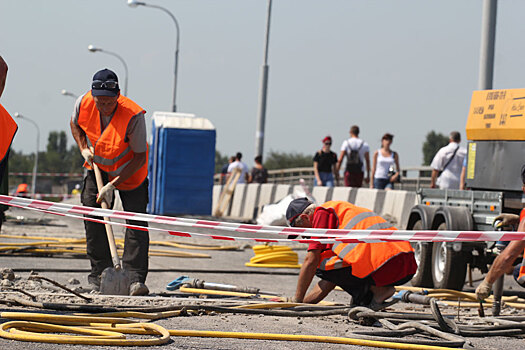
[92,160,130,295]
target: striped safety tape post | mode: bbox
[0,195,522,244]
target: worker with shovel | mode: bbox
[286,198,417,309]
[70,69,149,296]
[0,55,18,233]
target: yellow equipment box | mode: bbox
[465,88,525,140]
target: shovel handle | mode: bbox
[91,152,122,270]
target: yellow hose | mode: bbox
[0,312,461,349]
[179,286,283,300]
[0,321,170,346]
[245,245,301,269]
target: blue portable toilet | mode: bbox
[148,112,216,216]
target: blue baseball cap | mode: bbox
[286,197,313,227]
[91,68,120,97]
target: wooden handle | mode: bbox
[91,157,121,270]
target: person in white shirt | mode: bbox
[336,125,370,187]
[430,131,467,189]
[227,152,250,184]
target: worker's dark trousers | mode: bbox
[81,170,149,285]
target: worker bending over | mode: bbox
[70,69,150,296]
[287,198,417,309]
[476,167,525,301]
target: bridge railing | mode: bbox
[214,165,433,190]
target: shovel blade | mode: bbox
[100,267,130,295]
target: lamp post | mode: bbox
[88,45,129,96]
[255,0,273,158]
[127,0,180,112]
[61,89,78,99]
[14,113,40,197]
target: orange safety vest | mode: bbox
[16,183,28,194]
[77,92,148,191]
[516,209,525,286]
[0,103,17,163]
[317,201,415,279]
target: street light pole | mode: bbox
[14,113,40,197]
[88,45,129,96]
[478,0,497,90]
[127,0,180,112]
[61,89,78,99]
[255,0,273,158]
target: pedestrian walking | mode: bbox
[250,155,268,184]
[227,152,250,184]
[336,125,370,187]
[430,131,466,189]
[370,133,400,190]
[313,136,338,187]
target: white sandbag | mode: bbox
[256,182,315,226]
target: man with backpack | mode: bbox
[336,125,370,187]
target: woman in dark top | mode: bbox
[250,155,268,183]
[313,136,339,187]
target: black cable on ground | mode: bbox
[10,268,299,275]
[4,296,349,317]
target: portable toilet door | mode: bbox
[148,112,216,215]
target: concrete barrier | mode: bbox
[312,186,332,204]
[242,184,261,220]
[379,190,418,229]
[354,188,386,213]
[229,183,247,219]
[256,183,276,216]
[331,187,354,202]
[212,185,222,215]
[212,183,419,226]
[274,184,292,202]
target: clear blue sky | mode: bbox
[2,1,525,168]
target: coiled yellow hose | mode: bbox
[245,245,301,268]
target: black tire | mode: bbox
[431,222,467,290]
[409,220,434,287]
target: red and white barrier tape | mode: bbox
[9,172,83,177]
[0,195,521,244]
[10,194,78,200]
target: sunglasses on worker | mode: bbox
[92,80,119,90]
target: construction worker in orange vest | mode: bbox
[70,69,149,296]
[476,166,525,301]
[286,198,417,309]
[0,56,18,232]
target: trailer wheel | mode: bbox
[431,223,467,290]
[409,220,433,287]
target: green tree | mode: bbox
[264,150,312,170]
[422,131,449,165]
[215,150,229,174]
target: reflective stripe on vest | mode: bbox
[77,92,148,191]
[318,200,414,279]
[0,103,17,163]
[517,209,525,286]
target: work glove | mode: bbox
[475,279,493,301]
[494,214,520,229]
[81,148,94,166]
[96,182,115,205]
